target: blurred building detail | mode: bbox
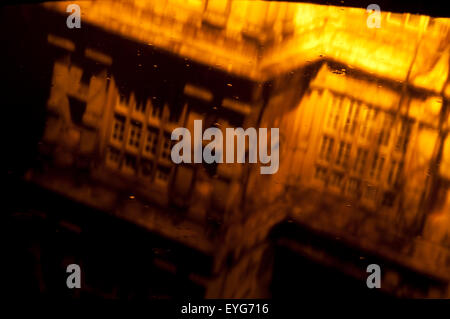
[12,0,450,298]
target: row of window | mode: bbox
[106,146,171,184]
[107,109,174,187]
[314,165,388,203]
[325,96,411,151]
[318,135,403,185]
[111,114,173,161]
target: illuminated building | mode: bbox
[7,0,450,297]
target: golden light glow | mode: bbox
[39,0,450,297]
[45,1,449,85]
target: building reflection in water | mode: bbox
[4,0,450,298]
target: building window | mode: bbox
[128,121,142,149]
[144,128,158,156]
[346,178,360,196]
[354,147,368,175]
[330,171,344,188]
[378,113,393,146]
[382,191,396,207]
[107,147,121,168]
[161,134,173,161]
[123,154,137,174]
[387,159,403,186]
[344,100,358,135]
[396,119,411,152]
[360,106,376,141]
[364,184,378,201]
[370,152,385,180]
[141,160,153,178]
[112,114,125,142]
[155,166,171,185]
[336,141,351,167]
[326,96,342,130]
[319,136,334,162]
[315,165,327,182]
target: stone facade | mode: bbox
[24,0,450,297]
